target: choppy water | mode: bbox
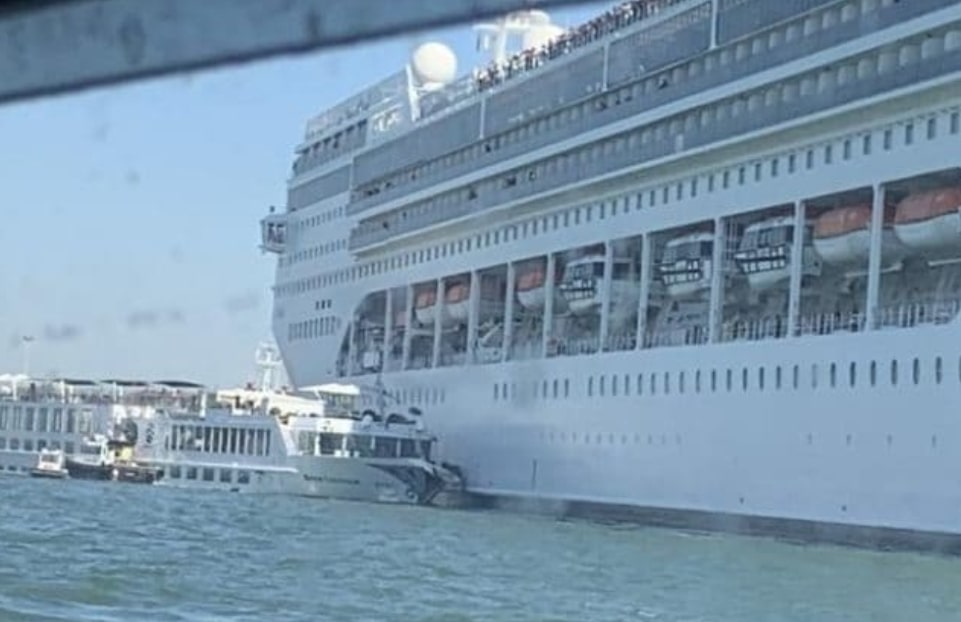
[1,477,959,621]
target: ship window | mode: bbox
[862,133,872,154]
[951,112,960,134]
[811,364,818,389]
[775,366,782,390]
[679,371,685,394]
[754,163,762,181]
[927,117,937,140]
[675,183,683,201]
[805,150,814,169]
[824,145,833,164]
[662,187,669,204]
[664,372,670,395]
[170,465,181,479]
[650,373,656,395]
[722,171,730,188]
[23,439,33,452]
[691,179,698,197]
[883,129,893,150]
[741,368,748,391]
[935,356,943,384]
[912,358,920,385]
[493,384,499,400]
[708,175,715,192]
[587,376,594,397]
[637,374,643,395]
[843,139,851,160]
[711,369,717,392]
[849,362,857,387]
[694,370,702,393]
[758,367,765,391]
[829,363,837,388]
[788,154,796,173]
[237,470,250,485]
[870,361,877,386]
[220,469,232,483]
[648,190,656,207]
[738,167,746,185]
[542,380,549,398]
[202,467,215,482]
[611,375,618,396]
[891,359,899,385]
[770,159,779,177]
[564,378,570,398]
[904,122,914,145]
[186,467,197,480]
[624,374,631,396]
[726,369,733,392]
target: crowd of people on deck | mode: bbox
[475,0,680,92]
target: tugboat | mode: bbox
[30,449,69,479]
[65,434,162,484]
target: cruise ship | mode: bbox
[263,0,961,547]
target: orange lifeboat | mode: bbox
[893,186,961,254]
[444,280,470,323]
[515,258,565,312]
[414,286,437,325]
[812,203,900,266]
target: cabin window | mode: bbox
[695,370,702,393]
[203,468,215,482]
[494,384,500,400]
[951,112,960,134]
[690,178,698,197]
[913,358,920,385]
[849,362,857,387]
[553,379,559,399]
[870,361,877,386]
[679,371,685,394]
[775,366,782,390]
[904,122,914,145]
[599,376,606,397]
[650,373,657,395]
[170,465,181,479]
[319,433,343,455]
[927,117,937,140]
[770,159,779,177]
[811,364,818,389]
[636,374,644,395]
[611,375,619,397]
[824,145,833,164]
[711,369,718,392]
[754,162,762,181]
[220,469,232,483]
[935,357,943,384]
[737,167,746,185]
[564,379,570,398]
[788,153,797,173]
[741,368,748,391]
[707,175,715,192]
[722,171,730,188]
[400,439,418,458]
[829,363,837,388]
[186,467,198,480]
[805,150,814,169]
[758,367,765,391]
[726,369,733,392]
[891,360,899,385]
[23,439,33,452]
[237,470,250,484]
[883,129,892,150]
[587,376,594,397]
[375,437,398,458]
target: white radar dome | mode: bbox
[411,42,458,87]
[523,24,565,50]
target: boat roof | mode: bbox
[300,383,360,397]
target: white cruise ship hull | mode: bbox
[370,320,961,537]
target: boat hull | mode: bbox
[357,316,961,541]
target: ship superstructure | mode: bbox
[264,0,961,544]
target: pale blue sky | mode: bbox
[0,3,605,386]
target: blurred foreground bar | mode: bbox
[0,0,585,105]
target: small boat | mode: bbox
[30,449,68,479]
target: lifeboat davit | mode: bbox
[658,232,714,298]
[812,203,904,267]
[515,259,566,312]
[893,186,961,256]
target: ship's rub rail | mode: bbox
[349,12,961,251]
[345,0,955,219]
[471,490,961,554]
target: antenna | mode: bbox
[254,342,282,393]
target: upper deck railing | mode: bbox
[476,0,689,92]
